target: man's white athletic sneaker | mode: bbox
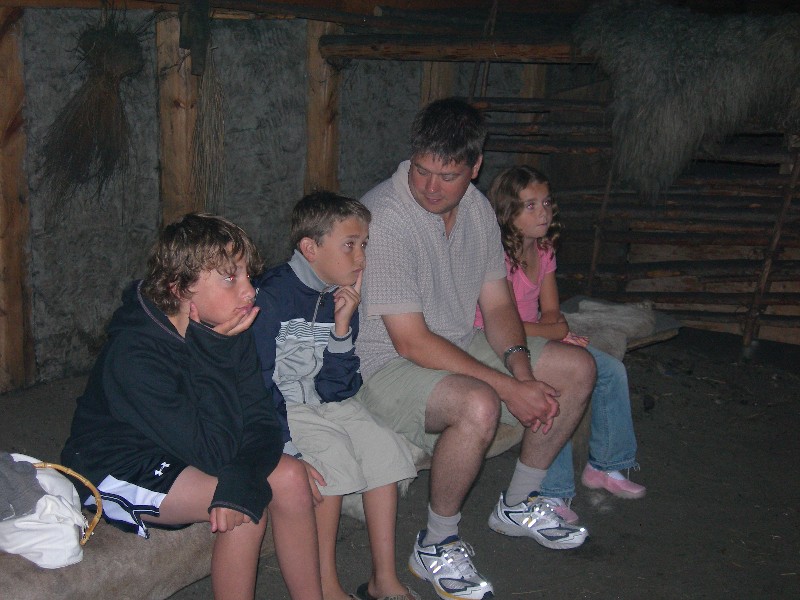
[488,491,588,550]
[408,530,494,599]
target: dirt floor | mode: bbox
[2,327,799,599]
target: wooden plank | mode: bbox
[592,291,800,306]
[0,7,34,391]
[559,259,800,281]
[484,138,610,155]
[156,14,200,225]
[471,97,606,114]
[319,34,593,64]
[600,230,800,247]
[489,121,609,137]
[305,20,341,194]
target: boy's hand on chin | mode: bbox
[333,270,362,335]
[189,303,260,336]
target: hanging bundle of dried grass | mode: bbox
[41,13,145,201]
[191,43,225,214]
[574,0,800,198]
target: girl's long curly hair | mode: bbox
[487,165,562,273]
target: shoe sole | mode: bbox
[487,514,586,550]
[408,555,494,600]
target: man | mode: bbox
[356,98,596,600]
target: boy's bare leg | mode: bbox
[519,342,595,469]
[268,455,324,600]
[361,483,409,598]
[211,512,267,600]
[313,492,349,600]
[425,375,500,517]
[149,467,267,600]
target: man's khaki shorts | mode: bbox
[356,332,548,454]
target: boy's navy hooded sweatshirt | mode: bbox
[62,281,283,533]
[252,251,362,454]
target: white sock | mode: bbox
[506,459,547,506]
[424,505,460,546]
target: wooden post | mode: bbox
[156,14,201,225]
[587,170,614,296]
[741,151,800,348]
[0,7,34,392]
[516,64,547,169]
[305,20,341,194]
[420,62,456,107]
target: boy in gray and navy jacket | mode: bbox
[252,192,418,600]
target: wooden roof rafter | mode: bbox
[0,1,580,30]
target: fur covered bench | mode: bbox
[0,520,227,600]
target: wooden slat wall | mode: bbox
[0,7,34,392]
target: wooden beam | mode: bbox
[157,14,201,225]
[0,7,34,391]
[488,121,609,137]
[470,97,606,114]
[0,1,509,33]
[305,20,341,194]
[599,230,800,247]
[484,138,610,155]
[558,259,800,281]
[0,1,593,17]
[583,291,800,306]
[319,34,593,64]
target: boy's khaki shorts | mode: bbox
[357,331,549,455]
[287,398,417,496]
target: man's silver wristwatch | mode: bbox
[503,345,531,371]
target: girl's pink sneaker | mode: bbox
[581,464,646,499]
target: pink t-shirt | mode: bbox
[474,247,557,328]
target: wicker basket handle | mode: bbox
[33,462,103,546]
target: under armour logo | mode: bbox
[154,462,170,477]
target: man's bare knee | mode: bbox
[426,375,500,439]
[535,343,596,399]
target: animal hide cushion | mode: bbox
[0,519,275,600]
[564,299,657,361]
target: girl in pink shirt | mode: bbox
[476,165,645,523]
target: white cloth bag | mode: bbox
[0,453,87,569]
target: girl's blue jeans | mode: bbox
[540,345,638,499]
